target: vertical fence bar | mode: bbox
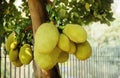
[4,53,6,78]
[83,61,85,78]
[19,67,21,78]
[0,48,1,78]
[14,67,16,78]
[28,65,30,78]
[76,59,77,78]
[64,63,66,78]
[97,47,99,78]
[75,56,77,78]
[87,57,91,78]
[70,55,71,78]
[67,59,68,78]
[32,64,34,78]
[76,60,79,78]
[10,62,12,78]
[24,65,25,78]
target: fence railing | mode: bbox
[1,47,120,78]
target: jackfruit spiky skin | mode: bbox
[68,41,76,54]
[74,41,92,60]
[12,59,23,67]
[19,44,33,65]
[58,51,69,63]
[63,24,87,43]
[9,49,19,62]
[34,23,59,54]
[5,33,17,52]
[58,33,70,52]
[34,47,61,70]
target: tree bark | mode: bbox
[28,0,61,78]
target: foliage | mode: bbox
[0,0,32,52]
[0,0,115,52]
[47,0,115,26]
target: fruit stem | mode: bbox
[58,26,65,30]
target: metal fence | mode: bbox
[1,47,120,78]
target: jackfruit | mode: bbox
[63,24,87,43]
[58,51,69,63]
[68,41,76,54]
[58,8,66,18]
[9,49,19,62]
[34,47,61,70]
[5,33,17,52]
[74,41,92,60]
[12,59,23,67]
[19,44,33,64]
[34,23,59,54]
[10,41,18,50]
[58,33,70,52]
[85,3,90,11]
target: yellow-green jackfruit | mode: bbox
[9,49,19,62]
[34,47,61,70]
[85,3,90,11]
[10,41,18,50]
[12,59,23,67]
[68,41,76,54]
[58,51,69,63]
[19,44,33,65]
[34,23,59,54]
[58,33,70,52]
[63,24,87,43]
[74,41,92,60]
[5,33,17,52]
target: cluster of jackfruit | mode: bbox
[5,33,33,67]
[34,22,92,70]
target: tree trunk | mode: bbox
[28,0,61,78]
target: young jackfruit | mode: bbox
[9,49,19,62]
[58,33,70,52]
[34,23,59,54]
[63,24,87,43]
[58,51,69,63]
[58,8,66,18]
[5,33,17,52]
[68,41,76,54]
[12,59,23,67]
[19,44,33,65]
[74,41,92,60]
[34,47,61,70]
[85,3,90,11]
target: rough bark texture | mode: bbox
[28,0,61,78]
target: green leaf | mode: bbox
[0,25,5,35]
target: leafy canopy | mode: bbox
[0,0,115,50]
[47,0,114,26]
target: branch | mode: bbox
[22,25,32,32]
